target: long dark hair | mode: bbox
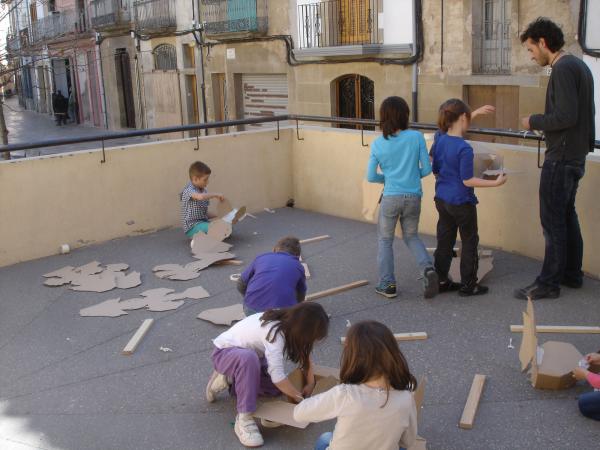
[380,96,410,139]
[340,321,417,405]
[261,302,329,371]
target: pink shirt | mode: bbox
[586,371,600,389]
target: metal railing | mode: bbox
[472,0,511,74]
[6,34,20,54]
[4,115,598,162]
[297,0,380,49]
[90,0,132,29]
[30,10,80,43]
[134,0,176,31]
[201,0,268,35]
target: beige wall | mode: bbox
[292,127,600,278]
[0,131,293,267]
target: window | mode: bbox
[153,44,177,71]
[473,0,511,74]
[182,44,195,69]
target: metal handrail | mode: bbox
[1,114,599,155]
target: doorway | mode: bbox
[115,48,136,128]
[334,74,374,129]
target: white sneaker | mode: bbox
[235,413,264,447]
[259,418,283,428]
[205,371,229,403]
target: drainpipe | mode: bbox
[194,0,208,135]
[411,0,418,122]
[96,33,109,129]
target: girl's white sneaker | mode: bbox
[205,371,229,402]
[235,413,264,447]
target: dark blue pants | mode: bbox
[578,391,600,420]
[537,159,585,289]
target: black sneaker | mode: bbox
[423,268,439,299]
[375,284,397,299]
[514,283,560,300]
[458,284,489,297]
[439,278,462,293]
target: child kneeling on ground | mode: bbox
[180,161,224,238]
[238,236,307,316]
[367,96,438,299]
[294,320,418,450]
[206,302,330,447]
[573,351,600,421]
[431,99,507,296]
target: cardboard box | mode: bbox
[253,366,427,449]
[474,152,504,179]
[519,299,583,389]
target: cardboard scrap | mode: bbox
[115,271,142,289]
[80,286,211,317]
[197,303,245,326]
[191,232,232,256]
[44,262,140,292]
[207,219,233,242]
[153,254,235,281]
[519,299,583,390]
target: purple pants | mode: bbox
[211,347,281,413]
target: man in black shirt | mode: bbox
[515,18,595,300]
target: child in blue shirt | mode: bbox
[180,161,224,238]
[432,99,507,296]
[237,236,307,316]
[366,96,438,299]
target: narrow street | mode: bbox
[2,96,152,158]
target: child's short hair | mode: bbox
[341,321,417,403]
[189,161,211,179]
[437,99,471,133]
[379,96,410,139]
[274,236,301,257]
[520,17,565,53]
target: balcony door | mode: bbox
[339,0,371,45]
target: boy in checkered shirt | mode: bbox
[181,161,224,238]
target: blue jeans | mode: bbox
[537,159,585,288]
[579,391,600,420]
[378,195,432,287]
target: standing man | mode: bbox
[515,18,595,300]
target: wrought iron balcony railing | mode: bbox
[6,34,20,54]
[134,0,177,32]
[201,0,268,36]
[297,0,380,49]
[30,10,82,44]
[90,0,132,29]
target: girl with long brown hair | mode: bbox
[206,302,329,448]
[294,321,418,450]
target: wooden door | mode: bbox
[115,49,136,128]
[464,85,519,144]
[212,73,226,134]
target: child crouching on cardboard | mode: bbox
[238,236,307,316]
[573,351,600,421]
[180,161,224,238]
[294,320,417,450]
[206,302,329,448]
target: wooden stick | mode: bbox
[299,235,330,245]
[213,259,244,266]
[306,280,368,301]
[510,325,600,334]
[302,263,311,279]
[341,332,427,344]
[459,374,486,429]
[122,319,154,355]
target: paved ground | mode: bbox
[1,208,599,450]
[2,97,152,158]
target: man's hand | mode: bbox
[586,353,600,365]
[521,116,531,130]
[472,105,496,119]
[573,367,589,381]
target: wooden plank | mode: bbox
[459,374,486,429]
[122,319,154,355]
[212,259,244,266]
[510,325,600,334]
[306,280,368,301]
[299,235,330,245]
[302,262,311,279]
[341,332,427,344]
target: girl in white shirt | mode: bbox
[294,320,418,450]
[206,302,329,448]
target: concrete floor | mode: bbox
[1,208,599,450]
[2,97,152,158]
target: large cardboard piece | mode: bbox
[519,299,583,390]
[197,303,245,326]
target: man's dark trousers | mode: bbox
[537,158,586,289]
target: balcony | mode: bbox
[30,10,80,44]
[200,0,268,38]
[295,0,411,58]
[90,0,132,30]
[134,0,176,32]
[6,33,20,55]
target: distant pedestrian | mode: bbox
[514,17,596,300]
[52,90,68,126]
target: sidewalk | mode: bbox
[2,96,152,157]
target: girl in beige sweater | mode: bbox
[294,321,418,450]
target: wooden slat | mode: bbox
[306,280,368,301]
[510,325,600,334]
[341,332,427,344]
[299,235,330,245]
[122,319,154,355]
[459,374,486,429]
[213,259,244,266]
[302,262,311,279]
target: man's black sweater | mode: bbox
[530,54,595,162]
